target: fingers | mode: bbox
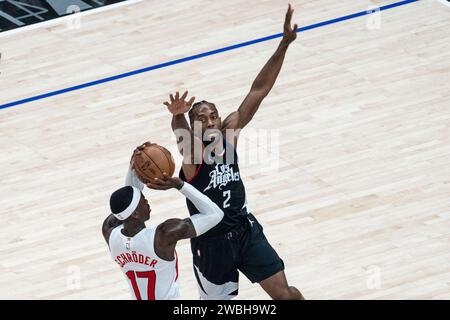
[285,4,294,29]
[162,172,173,181]
[136,142,152,153]
[187,96,195,107]
[146,182,168,190]
[293,23,298,32]
[145,174,172,190]
[151,174,169,184]
[168,90,191,101]
[150,178,165,185]
[146,182,157,189]
[285,4,293,23]
[158,173,171,184]
[147,177,164,186]
[138,143,150,150]
[163,101,170,107]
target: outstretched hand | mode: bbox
[146,172,184,191]
[282,4,298,45]
[164,91,196,116]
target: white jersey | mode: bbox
[108,224,180,300]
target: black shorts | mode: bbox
[190,213,285,299]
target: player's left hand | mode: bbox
[130,141,153,165]
[146,173,184,190]
[282,4,298,45]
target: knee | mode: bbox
[294,287,305,300]
[272,289,292,300]
[272,286,304,300]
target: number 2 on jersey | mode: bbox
[223,190,231,208]
[126,270,156,300]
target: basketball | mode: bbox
[132,143,175,182]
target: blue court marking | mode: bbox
[0,0,420,110]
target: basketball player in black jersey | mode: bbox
[162,4,304,300]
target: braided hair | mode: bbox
[188,100,217,127]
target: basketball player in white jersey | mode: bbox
[102,144,224,300]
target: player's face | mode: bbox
[138,194,151,221]
[194,105,222,140]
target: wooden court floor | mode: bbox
[0,0,449,299]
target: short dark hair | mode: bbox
[110,186,134,214]
[188,100,217,125]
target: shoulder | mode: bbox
[222,111,240,130]
[104,224,121,246]
[181,163,202,183]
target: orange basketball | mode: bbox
[132,143,175,182]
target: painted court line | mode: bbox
[0,0,420,110]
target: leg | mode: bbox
[191,237,239,300]
[259,270,304,300]
[193,263,239,300]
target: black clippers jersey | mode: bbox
[179,139,249,238]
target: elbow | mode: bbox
[250,86,269,97]
[208,202,224,224]
[214,205,224,221]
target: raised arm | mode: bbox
[148,174,224,260]
[222,4,298,134]
[102,154,145,246]
[164,91,203,180]
[166,91,194,133]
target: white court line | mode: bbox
[0,0,144,39]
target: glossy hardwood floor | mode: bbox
[0,0,449,299]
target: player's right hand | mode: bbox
[146,173,184,190]
[130,141,153,165]
[163,91,195,115]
